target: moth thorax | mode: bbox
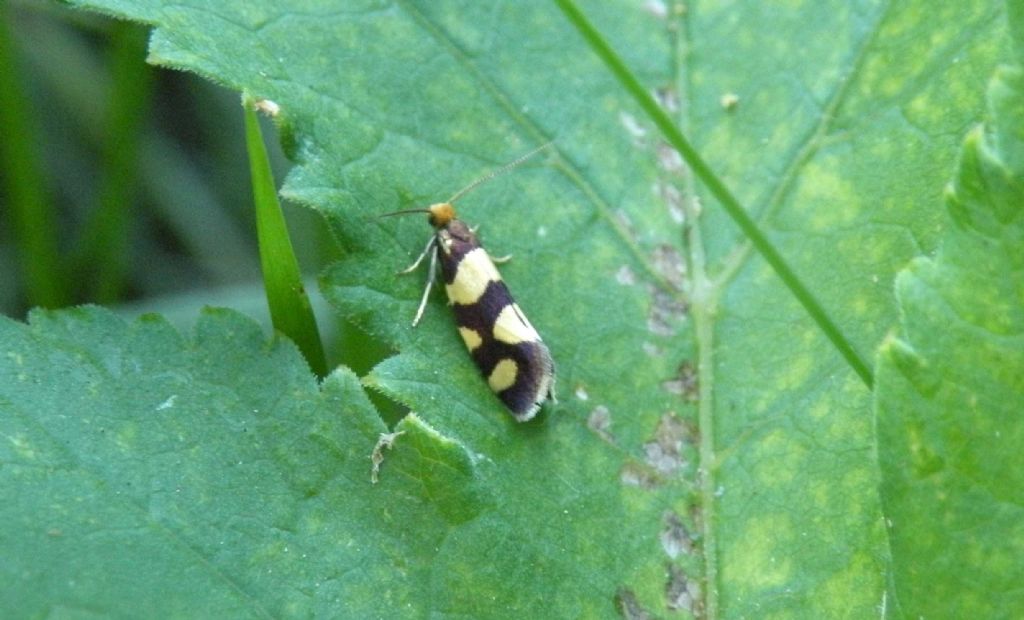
[428,203,456,228]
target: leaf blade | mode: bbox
[877,55,1024,618]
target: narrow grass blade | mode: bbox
[0,5,66,308]
[78,22,152,303]
[243,95,327,377]
[554,0,873,388]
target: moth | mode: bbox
[383,145,556,421]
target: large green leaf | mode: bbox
[693,2,1005,616]
[876,38,1024,619]
[0,307,470,617]
[2,0,1013,617]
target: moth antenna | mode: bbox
[445,142,553,204]
[378,208,432,219]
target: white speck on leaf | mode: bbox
[644,0,668,18]
[656,181,685,224]
[657,144,684,173]
[719,92,740,110]
[643,342,663,357]
[619,111,647,139]
[156,395,177,411]
[616,265,636,285]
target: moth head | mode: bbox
[427,203,456,228]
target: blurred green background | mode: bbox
[0,1,393,382]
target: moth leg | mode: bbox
[411,243,438,327]
[467,225,511,262]
[398,235,437,275]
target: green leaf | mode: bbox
[876,59,1024,618]
[554,0,873,387]
[0,308,685,617]
[11,0,1013,617]
[0,307,474,617]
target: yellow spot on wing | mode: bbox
[488,358,518,392]
[493,304,540,344]
[458,327,483,351]
[445,248,501,305]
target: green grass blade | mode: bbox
[79,21,152,303]
[554,0,874,389]
[0,5,66,309]
[243,96,327,377]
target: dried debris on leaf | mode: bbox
[370,430,404,484]
[643,413,691,476]
[660,361,699,401]
[587,405,615,444]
